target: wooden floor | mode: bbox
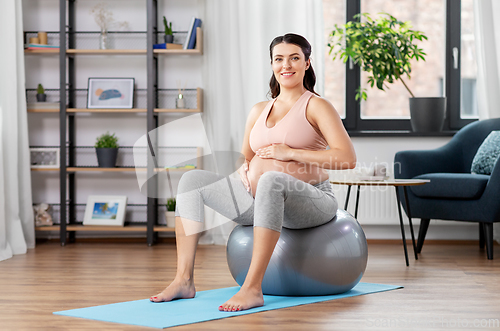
[1,240,499,330]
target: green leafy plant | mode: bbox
[166,198,176,212]
[94,132,119,148]
[163,16,173,35]
[328,12,428,101]
[37,83,45,95]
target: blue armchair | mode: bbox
[394,118,500,259]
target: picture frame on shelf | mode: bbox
[30,147,60,169]
[87,77,135,109]
[83,195,127,226]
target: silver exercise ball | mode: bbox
[226,209,368,296]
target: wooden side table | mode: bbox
[330,179,430,266]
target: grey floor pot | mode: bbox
[409,97,446,132]
[96,148,118,167]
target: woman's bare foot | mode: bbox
[150,278,196,303]
[218,286,264,312]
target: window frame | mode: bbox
[341,0,476,134]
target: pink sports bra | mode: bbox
[249,90,328,153]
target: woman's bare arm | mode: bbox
[238,101,268,190]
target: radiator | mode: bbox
[329,167,402,225]
[331,184,401,225]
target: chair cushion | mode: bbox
[471,131,500,175]
[411,173,490,199]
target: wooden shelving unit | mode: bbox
[27,27,203,56]
[66,108,147,113]
[28,88,203,114]
[32,145,202,173]
[27,1,203,245]
[66,49,146,55]
[35,225,174,232]
[155,88,203,113]
[31,168,60,172]
[64,167,197,173]
[27,108,59,113]
[154,28,203,55]
[65,167,138,173]
[24,48,59,54]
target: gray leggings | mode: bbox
[175,170,338,232]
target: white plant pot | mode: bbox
[165,211,176,228]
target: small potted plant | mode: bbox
[329,13,446,132]
[36,83,47,102]
[95,131,119,167]
[165,198,176,228]
[163,16,174,44]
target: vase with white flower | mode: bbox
[90,3,129,50]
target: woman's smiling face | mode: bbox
[271,43,310,90]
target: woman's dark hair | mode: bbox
[269,33,318,99]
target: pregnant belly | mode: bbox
[247,157,328,197]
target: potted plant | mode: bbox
[163,16,173,44]
[329,13,446,132]
[165,198,176,228]
[36,83,47,102]
[94,132,119,167]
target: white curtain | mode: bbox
[474,0,500,120]
[197,0,324,245]
[474,0,500,243]
[0,0,35,261]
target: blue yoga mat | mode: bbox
[54,282,402,329]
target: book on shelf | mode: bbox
[153,43,183,50]
[24,43,59,49]
[27,102,60,110]
[183,17,202,50]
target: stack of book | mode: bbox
[183,17,202,49]
[24,43,59,51]
[153,43,183,50]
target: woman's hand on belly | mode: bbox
[247,155,328,198]
[256,144,292,162]
[247,157,283,197]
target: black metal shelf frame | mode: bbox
[26,88,200,110]
[33,203,150,225]
[24,30,189,50]
[58,0,190,245]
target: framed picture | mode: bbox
[83,195,127,226]
[30,147,60,169]
[87,78,135,109]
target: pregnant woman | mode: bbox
[150,33,356,312]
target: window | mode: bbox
[323,0,477,133]
[360,0,445,119]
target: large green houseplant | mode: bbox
[328,13,446,132]
[95,132,119,167]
